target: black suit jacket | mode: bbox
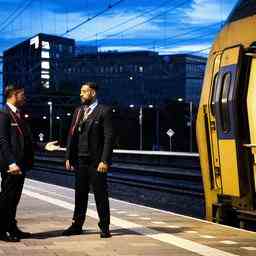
[66,104,114,167]
[0,105,34,171]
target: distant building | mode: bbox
[162,54,206,103]
[55,51,206,107]
[75,45,98,55]
[2,33,207,149]
[3,33,75,96]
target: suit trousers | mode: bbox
[0,171,25,232]
[73,157,110,229]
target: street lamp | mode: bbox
[189,101,193,152]
[48,101,53,140]
[139,106,143,150]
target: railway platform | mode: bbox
[0,178,256,256]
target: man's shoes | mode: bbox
[98,223,111,238]
[11,226,31,239]
[0,232,20,242]
[62,223,83,236]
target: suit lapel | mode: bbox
[86,105,101,132]
[5,105,23,136]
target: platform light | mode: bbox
[24,114,29,118]
[56,116,60,120]
[112,109,116,113]
[129,104,135,108]
[43,116,47,120]
[148,104,154,108]
[67,112,71,116]
[129,76,133,80]
[47,101,52,105]
[177,98,183,102]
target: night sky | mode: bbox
[0,0,237,55]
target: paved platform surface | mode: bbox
[0,178,256,256]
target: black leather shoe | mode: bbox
[62,223,83,236]
[0,232,20,242]
[11,226,31,239]
[98,223,111,238]
[100,230,112,238]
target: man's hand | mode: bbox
[97,162,109,173]
[7,164,22,175]
[65,160,74,171]
[44,141,61,151]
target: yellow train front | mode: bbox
[196,0,256,229]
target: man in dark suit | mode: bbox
[0,85,62,243]
[63,82,114,238]
[0,85,33,242]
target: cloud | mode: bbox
[184,0,237,25]
[157,43,211,55]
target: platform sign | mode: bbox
[166,129,175,151]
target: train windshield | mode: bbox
[226,0,256,24]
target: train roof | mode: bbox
[226,0,256,24]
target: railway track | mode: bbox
[32,153,203,198]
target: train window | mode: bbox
[210,73,218,115]
[219,72,231,133]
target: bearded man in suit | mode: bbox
[63,82,114,238]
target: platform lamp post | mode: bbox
[189,101,193,152]
[48,101,53,140]
[139,105,143,150]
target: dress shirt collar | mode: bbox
[6,102,18,113]
[85,99,98,112]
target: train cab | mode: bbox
[196,0,256,229]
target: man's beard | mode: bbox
[81,98,93,106]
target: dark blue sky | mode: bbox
[0,0,237,55]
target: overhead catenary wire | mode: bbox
[0,0,35,33]
[0,0,25,31]
[61,0,126,36]
[95,0,188,44]
[83,0,178,41]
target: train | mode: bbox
[196,0,256,229]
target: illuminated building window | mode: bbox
[42,41,50,50]
[41,61,50,69]
[41,51,50,59]
[42,80,50,88]
[30,36,39,49]
[41,74,50,79]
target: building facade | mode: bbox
[3,33,75,96]
[3,33,206,150]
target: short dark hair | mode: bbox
[5,84,24,99]
[82,81,98,92]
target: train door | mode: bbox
[213,46,243,197]
[245,54,256,194]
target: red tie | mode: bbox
[83,107,91,120]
